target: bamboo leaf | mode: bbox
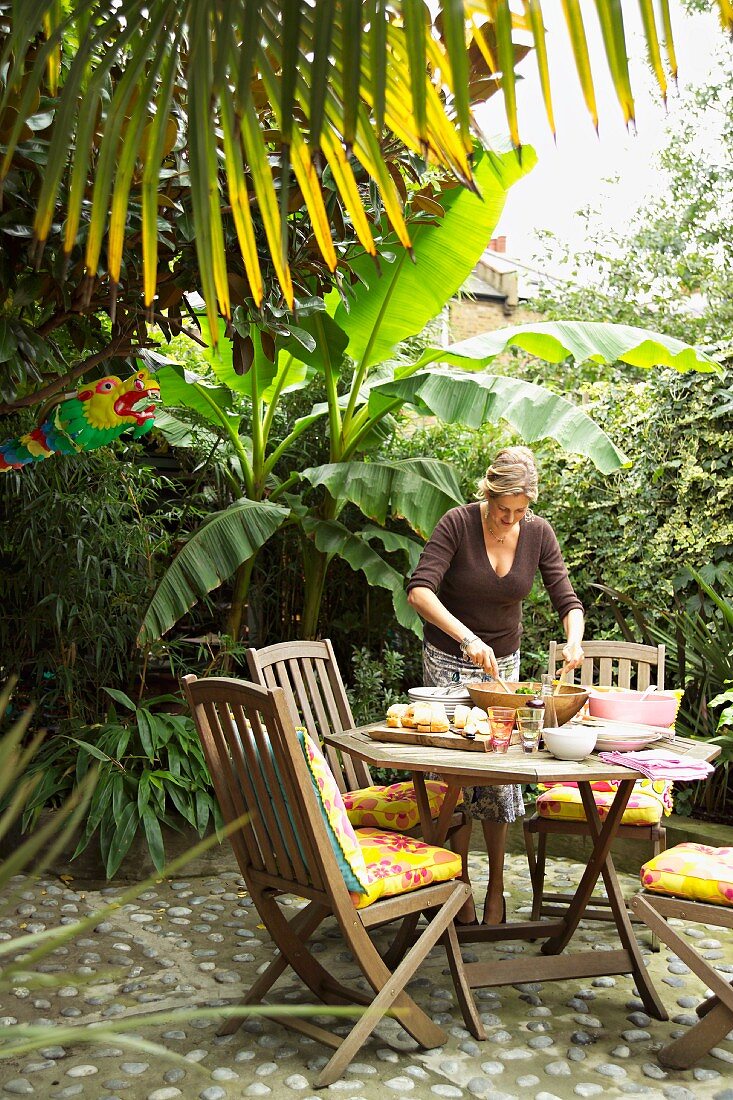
[403,0,428,153]
[523,0,555,138]
[309,0,336,146]
[442,0,472,151]
[104,802,140,879]
[637,0,667,104]
[143,805,168,874]
[142,23,183,307]
[341,0,362,149]
[219,90,265,305]
[369,0,387,134]
[594,0,634,127]
[657,0,678,83]
[560,0,598,130]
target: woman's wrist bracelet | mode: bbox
[459,633,479,655]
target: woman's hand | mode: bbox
[465,637,499,678]
[561,640,584,671]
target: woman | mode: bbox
[406,446,584,925]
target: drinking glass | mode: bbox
[516,707,544,754]
[487,707,515,753]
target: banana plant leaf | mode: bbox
[367,368,629,474]
[334,145,537,372]
[138,499,289,643]
[414,320,720,374]
[302,517,420,634]
[300,458,464,539]
[360,525,424,573]
[154,362,240,429]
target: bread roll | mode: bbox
[453,704,471,729]
[470,706,488,724]
[386,703,409,728]
[429,702,449,733]
[411,702,432,728]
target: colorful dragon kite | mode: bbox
[0,369,160,472]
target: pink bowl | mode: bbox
[588,690,677,728]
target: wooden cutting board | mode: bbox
[367,725,493,752]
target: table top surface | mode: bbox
[326,723,719,785]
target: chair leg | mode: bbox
[441,917,486,1041]
[532,831,547,922]
[647,827,666,953]
[319,899,461,1087]
[523,820,536,877]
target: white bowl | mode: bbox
[542,726,598,761]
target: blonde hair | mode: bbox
[476,446,539,502]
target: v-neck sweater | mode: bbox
[406,502,583,660]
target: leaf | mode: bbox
[105,802,140,880]
[136,710,156,760]
[278,312,349,372]
[142,806,166,872]
[416,320,720,374]
[369,367,628,474]
[155,362,239,428]
[302,517,421,635]
[301,457,464,539]
[334,145,537,372]
[138,499,290,643]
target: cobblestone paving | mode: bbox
[2,850,733,1100]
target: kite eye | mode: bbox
[97,379,115,393]
[134,377,145,391]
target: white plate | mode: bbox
[407,685,471,719]
[407,686,471,703]
[593,730,664,752]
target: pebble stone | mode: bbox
[4,856,733,1100]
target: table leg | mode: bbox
[542,778,635,956]
[412,773,461,846]
[542,779,666,1020]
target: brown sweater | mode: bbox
[406,503,583,660]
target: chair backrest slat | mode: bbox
[549,640,666,692]
[247,640,372,790]
[183,675,338,898]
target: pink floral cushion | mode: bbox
[537,779,673,826]
[349,828,463,910]
[298,730,371,894]
[343,780,461,831]
[641,843,733,907]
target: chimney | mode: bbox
[489,235,507,253]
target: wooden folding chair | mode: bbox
[247,639,470,843]
[524,641,668,943]
[182,674,483,1087]
[631,843,733,1068]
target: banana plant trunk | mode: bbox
[226,555,257,651]
[300,537,329,640]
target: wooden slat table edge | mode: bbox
[324,725,719,785]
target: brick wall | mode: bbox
[449,298,541,343]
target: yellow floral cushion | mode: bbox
[641,843,733,907]
[536,779,672,826]
[343,780,462,831]
[349,828,462,910]
[298,729,371,895]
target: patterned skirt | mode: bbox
[423,639,525,824]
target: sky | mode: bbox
[476,2,725,263]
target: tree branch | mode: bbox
[0,336,152,414]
